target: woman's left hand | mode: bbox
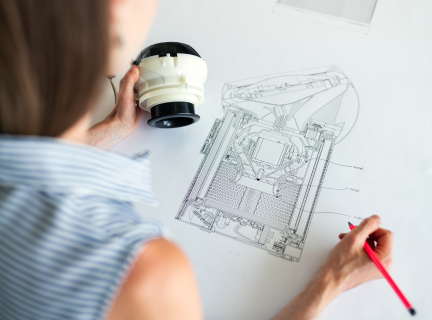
[89,65,144,149]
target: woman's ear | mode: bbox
[107,0,158,76]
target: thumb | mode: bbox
[350,215,381,240]
[120,65,139,92]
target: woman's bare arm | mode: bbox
[107,238,202,320]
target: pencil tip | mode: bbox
[409,308,416,316]
[348,222,353,227]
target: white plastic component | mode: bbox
[134,53,208,113]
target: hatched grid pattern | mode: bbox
[206,161,246,208]
[254,182,301,224]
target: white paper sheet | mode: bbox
[95,0,432,319]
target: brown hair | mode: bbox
[0,0,109,136]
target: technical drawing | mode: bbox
[273,0,378,34]
[176,66,359,261]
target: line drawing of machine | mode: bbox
[175,66,359,261]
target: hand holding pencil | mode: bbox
[272,216,412,320]
[347,221,415,315]
[333,215,394,291]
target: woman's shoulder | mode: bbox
[0,184,167,320]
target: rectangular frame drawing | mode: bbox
[176,66,359,261]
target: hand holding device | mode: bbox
[272,216,396,320]
[133,42,207,128]
[89,66,142,149]
[347,221,415,315]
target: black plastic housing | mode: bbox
[147,102,200,128]
[133,42,201,65]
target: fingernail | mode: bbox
[372,215,381,222]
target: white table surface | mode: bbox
[94,1,432,319]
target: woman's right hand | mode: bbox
[321,215,394,294]
[272,215,394,320]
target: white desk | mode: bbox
[95,1,432,319]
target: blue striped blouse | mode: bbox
[0,136,167,320]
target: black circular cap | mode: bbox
[147,102,200,128]
[133,42,201,65]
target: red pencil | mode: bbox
[348,222,416,316]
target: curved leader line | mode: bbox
[308,157,356,168]
[312,185,350,191]
[275,193,350,218]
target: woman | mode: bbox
[0,1,393,319]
